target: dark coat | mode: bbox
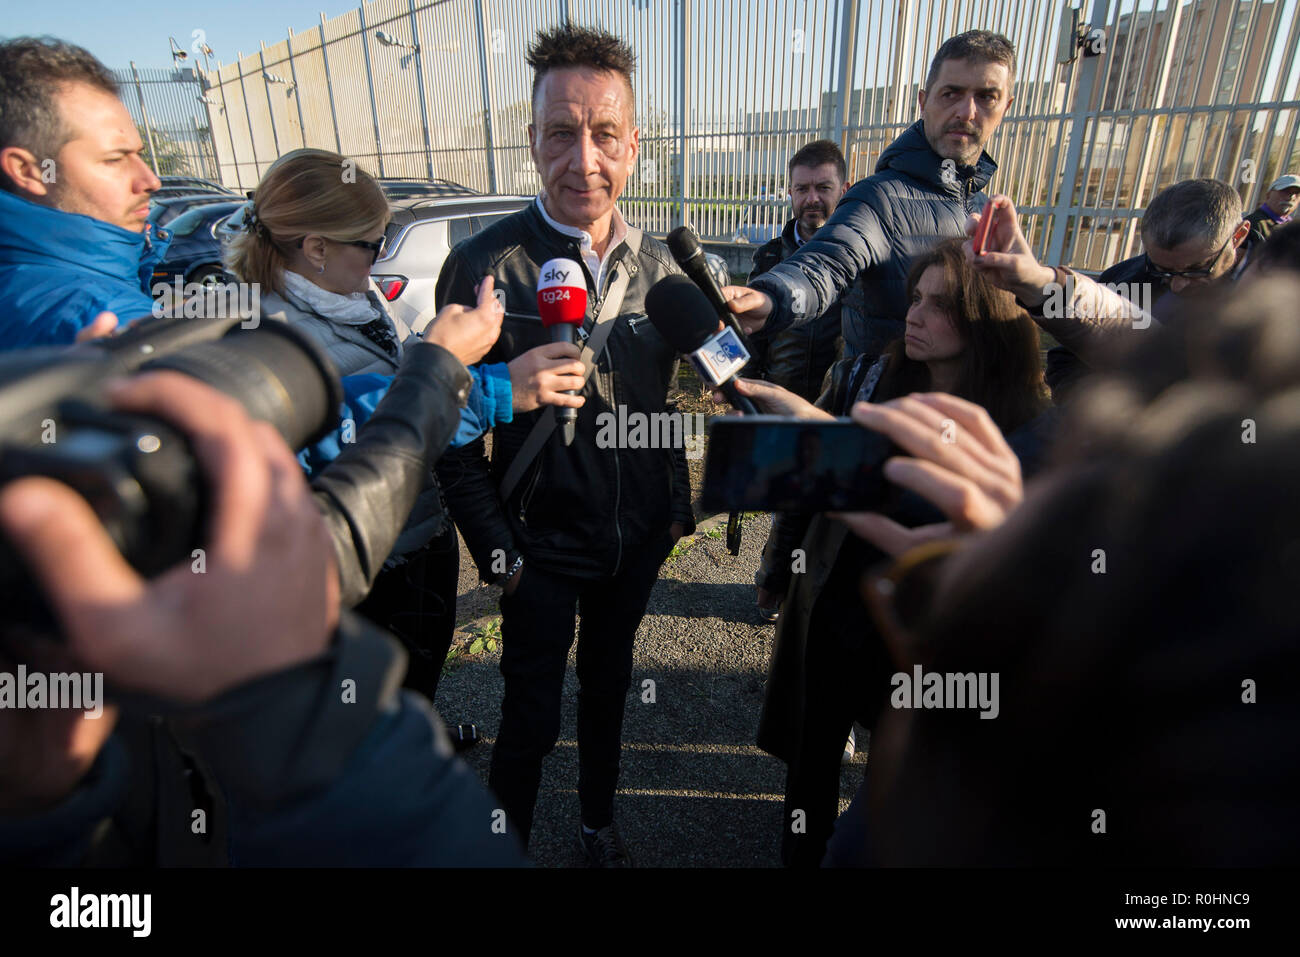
[755,354,1058,762]
[749,120,996,359]
[745,218,857,401]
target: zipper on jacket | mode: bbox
[605,264,624,576]
[518,458,543,526]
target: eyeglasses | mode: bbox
[1143,231,1235,281]
[296,232,390,265]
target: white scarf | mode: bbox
[282,269,385,326]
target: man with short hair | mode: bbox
[746,139,861,401]
[1245,174,1300,248]
[723,30,1015,358]
[1047,178,1251,399]
[0,37,168,349]
[433,23,694,866]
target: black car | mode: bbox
[148,193,243,228]
[150,200,246,292]
[152,176,240,202]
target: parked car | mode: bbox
[730,193,784,244]
[214,192,730,337]
[148,193,242,228]
[370,193,533,333]
[151,176,239,202]
[377,178,480,201]
[149,200,246,293]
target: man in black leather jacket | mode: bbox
[434,24,694,866]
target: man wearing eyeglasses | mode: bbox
[1047,178,1250,400]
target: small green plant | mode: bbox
[466,617,502,655]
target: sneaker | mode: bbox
[841,727,856,765]
[447,723,480,753]
[577,821,634,868]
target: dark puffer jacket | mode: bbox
[749,120,996,359]
[434,202,696,582]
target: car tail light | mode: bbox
[374,275,408,301]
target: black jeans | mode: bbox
[488,534,671,847]
[356,524,460,705]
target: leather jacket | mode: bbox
[311,340,472,606]
[434,201,696,582]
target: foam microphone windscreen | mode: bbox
[646,274,722,353]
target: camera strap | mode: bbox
[498,226,642,503]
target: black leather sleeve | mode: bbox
[310,341,471,607]
[432,247,522,583]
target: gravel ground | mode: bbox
[435,508,868,868]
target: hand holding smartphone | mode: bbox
[971,197,1001,256]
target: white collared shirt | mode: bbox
[535,193,628,290]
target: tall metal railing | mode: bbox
[114,64,220,181]
[123,0,1300,271]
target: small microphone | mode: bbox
[646,275,758,416]
[666,226,750,346]
[536,257,587,446]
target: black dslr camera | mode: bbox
[0,316,342,639]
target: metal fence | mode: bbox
[123,0,1300,270]
[115,65,221,181]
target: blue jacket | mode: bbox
[299,361,513,476]
[0,188,169,350]
[750,120,996,359]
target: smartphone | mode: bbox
[700,416,897,513]
[972,198,1000,256]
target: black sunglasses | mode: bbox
[296,233,389,265]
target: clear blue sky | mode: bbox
[4,0,365,70]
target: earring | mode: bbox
[319,262,325,274]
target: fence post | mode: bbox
[318,14,345,154]
[674,0,691,230]
[1045,0,1111,267]
[259,46,283,158]
[831,0,860,165]
[130,62,161,176]
[407,0,436,181]
[286,28,308,149]
[235,55,263,179]
[357,3,387,176]
[473,0,499,193]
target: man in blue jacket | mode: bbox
[723,30,1015,359]
[0,37,168,350]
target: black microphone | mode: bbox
[666,226,751,346]
[646,275,758,416]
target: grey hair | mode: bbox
[1141,179,1243,250]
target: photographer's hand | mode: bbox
[710,377,833,419]
[0,372,339,706]
[422,275,505,367]
[829,393,1023,556]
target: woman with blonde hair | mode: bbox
[225,148,580,738]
